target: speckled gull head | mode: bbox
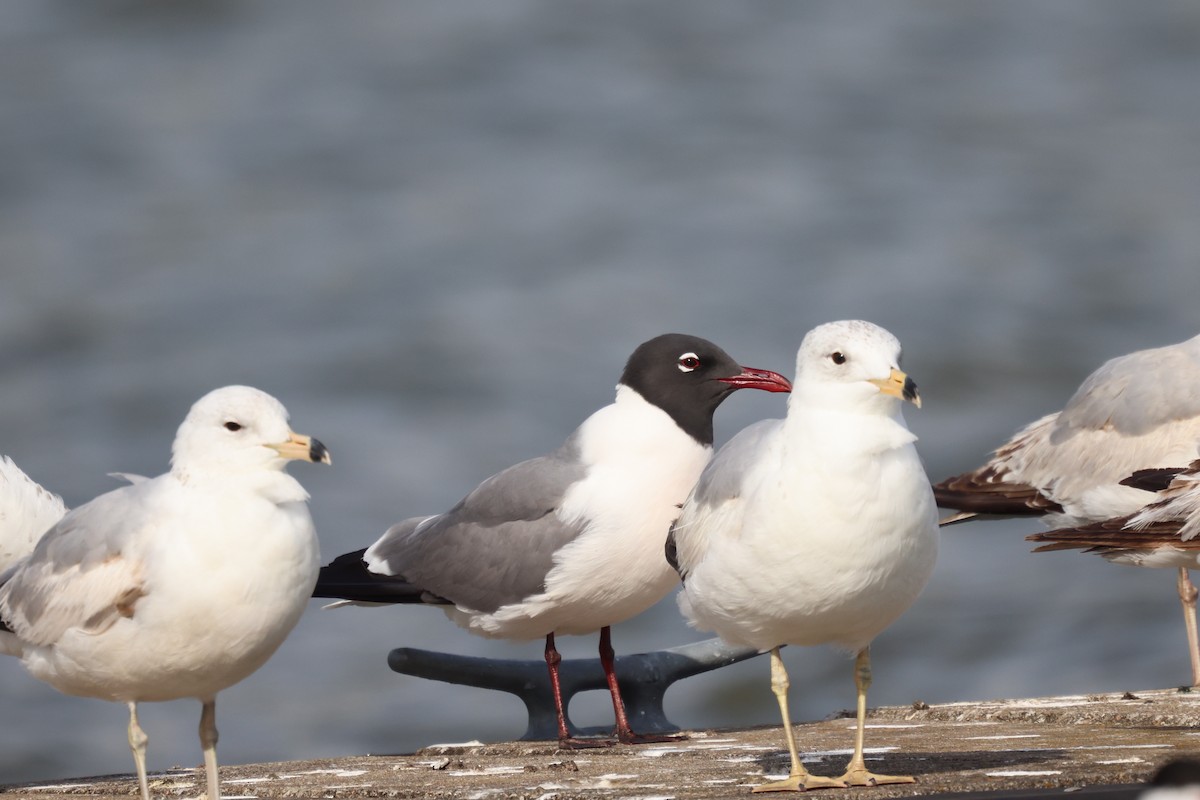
[789,319,920,413]
[170,385,331,479]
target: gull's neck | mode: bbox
[173,463,310,504]
[785,385,916,454]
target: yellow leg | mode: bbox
[837,648,915,787]
[199,699,221,800]
[1177,568,1200,687]
[126,701,151,800]
[753,648,846,792]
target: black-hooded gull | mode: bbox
[667,320,938,791]
[0,385,330,800]
[313,333,791,748]
[933,333,1200,684]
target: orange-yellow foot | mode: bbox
[752,773,848,792]
[837,767,915,787]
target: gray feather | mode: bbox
[369,437,589,613]
[1053,335,1200,442]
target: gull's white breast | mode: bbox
[682,413,938,653]
[455,387,710,639]
[20,475,319,703]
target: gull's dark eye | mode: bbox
[224,421,243,432]
[677,352,701,373]
[830,352,846,365]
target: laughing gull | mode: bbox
[933,332,1200,684]
[668,320,938,791]
[313,333,791,748]
[0,455,66,573]
[0,386,330,800]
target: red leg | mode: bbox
[600,626,685,745]
[544,633,571,742]
[546,633,614,749]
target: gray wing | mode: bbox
[0,481,152,647]
[367,438,589,613]
[669,418,782,577]
[1054,338,1200,440]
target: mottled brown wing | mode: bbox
[933,466,1063,516]
[1028,517,1197,552]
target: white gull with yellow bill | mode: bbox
[0,385,330,800]
[668,320,938,792]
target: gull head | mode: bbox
[170,385,331,478]
[792,320,920,412]
[618,333,792,445]
[621,334,792,403]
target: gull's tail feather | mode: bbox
[312,547,446,605]
[932,471,1062,518]
[0,455,67,573]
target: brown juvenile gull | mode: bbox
[1030,459,1200,657]
[933,333,1200,684]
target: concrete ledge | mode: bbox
[6,689,1197,798]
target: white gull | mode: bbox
[668,320,938,791]
[0,385,330,800]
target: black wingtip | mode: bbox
[664,527,686,582]
[312,547,436,604]
[1120,466,1188,494]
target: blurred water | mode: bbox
[3,0,1200,786]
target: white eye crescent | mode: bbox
[677,352,701,373]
